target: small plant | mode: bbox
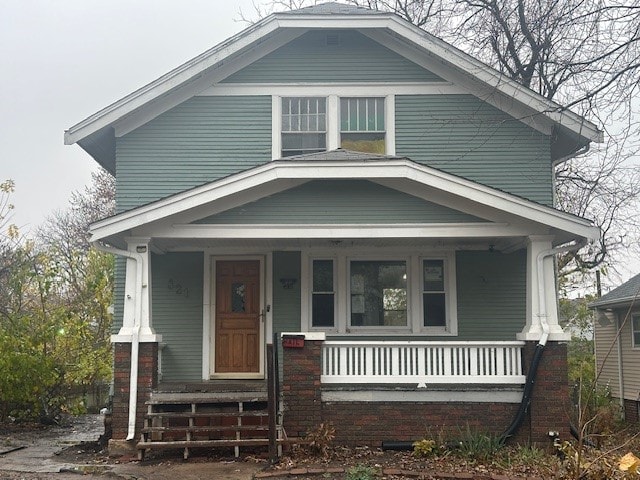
[413,438,437,457]
[345,464,378,480]
[305,422,335,459]
[456,426,502,463]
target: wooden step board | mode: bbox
[137,393,282,460]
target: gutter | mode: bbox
[92,240,144,441]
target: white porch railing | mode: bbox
[321,341,526,384]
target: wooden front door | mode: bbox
[215,260,261,374]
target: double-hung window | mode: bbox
[306,252,455,334]
[423,259,447,327]
[633,315,640,348]
[340,97,385,154]
[277,95,391,157]
[281,97,326,157]
[311,259,335,328]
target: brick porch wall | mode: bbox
[112,342,158,440]
[282,339,570,446]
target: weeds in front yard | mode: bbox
[345,464,378,480]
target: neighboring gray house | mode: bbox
[64,3,602,455]
[591,273,640,423]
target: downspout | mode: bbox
[616,317,625,415]
[500,238,587,443]
[92,240,144,441]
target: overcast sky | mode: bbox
[2,1,637,285]
[1,0,258,235]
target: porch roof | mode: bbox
[90,151,599,251]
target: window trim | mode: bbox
[280,96,327,157]
[310,258,338,330]
[272,94,395,159]
[632,314,640,349]
[301,249,457,335]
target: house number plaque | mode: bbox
[282,334,305,348]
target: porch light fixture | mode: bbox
[136,245,147,253]
[280,278,297,289]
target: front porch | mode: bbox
[111,336,568,457]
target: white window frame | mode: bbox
[309,257,338,331]
[272,93,395,159]
[632,314,640,349]
[280,96,327,157]
[301,249,457,336]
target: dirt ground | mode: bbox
[0,415,264,480]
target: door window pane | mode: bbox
[231,282,246,313]
[350,260,406,327]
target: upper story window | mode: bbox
[275,94,394,158]
[281,97,326,157]
[633,314,640,348]
[340,97,385,154]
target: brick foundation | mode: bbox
[282,339,570,447]
[111,342,158,440]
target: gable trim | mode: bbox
[90,158,599,242]
[66,10,601,158]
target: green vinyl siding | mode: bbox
[151,252,204,381]
[455,250,526,340]
[115,96,271,212]
[395,95,553,205]
[223,30,442,84]
[272,251,302,333]
[196,180,484,224]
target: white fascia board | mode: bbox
[90,158,599,243]
[158,223,524,239]
[64,17,284,145]
[198,82,465,97]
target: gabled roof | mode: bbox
[90,149,599,247]
[285,2,378,15]
[590,273,640,309]
[65,2,602,173]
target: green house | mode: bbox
[65,3,602,456]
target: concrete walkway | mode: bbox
[0,415,263,479]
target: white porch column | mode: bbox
[517,235,570,342]
[111,237,162,343]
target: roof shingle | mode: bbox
[590,273,640,308]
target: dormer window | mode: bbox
[281,97,326,157]
[340,97,385,154]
